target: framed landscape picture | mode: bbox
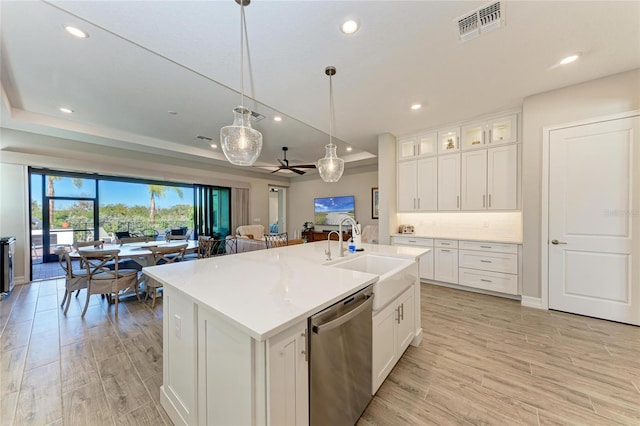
[371,187,379,219]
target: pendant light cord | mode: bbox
[240,4,246,110]
[329,72,334,145]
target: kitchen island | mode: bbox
[143,241,428,426]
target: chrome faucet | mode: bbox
[338,216,360,257]
[325,231,340,261]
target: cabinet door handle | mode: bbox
[488,194,492,208]
[400,303,404,321]
[395,307,400,324]
[483,194,486,208]
[480,260,492,263]
[301,330,308,362]
[480,279,492,283]
[488,129,492,143]
[417,198,420,209]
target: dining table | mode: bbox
[71,240,199,299]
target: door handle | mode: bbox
[551,240,567,245]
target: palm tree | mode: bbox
[148,185,183,223]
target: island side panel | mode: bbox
[162,287,198,426]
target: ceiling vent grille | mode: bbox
[250,111,265,122]
[456,1,504,42]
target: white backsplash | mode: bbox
[395,212,522,243]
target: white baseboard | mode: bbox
[521,296,544,309]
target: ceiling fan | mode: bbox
[271,147,317,175]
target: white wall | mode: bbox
[287,165,378,238]
[0,128,290,282]
[0,163,28,283]
[522,68,640,298]
[378,133,397,245]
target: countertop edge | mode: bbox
[390,234,523,244]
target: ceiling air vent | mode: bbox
[250,111,265,122]
[456,1,504,42]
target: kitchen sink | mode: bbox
[331,254,417,311]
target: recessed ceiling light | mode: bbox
[341,20,359,34]
[210,144,218,149]
[560,54,580,65]
[411,104,422,110]
[59,107,74,114]
[64,25,89,39]
[346,147,353,152]
[273,116,282,122]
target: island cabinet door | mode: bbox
[372,302,397,394]
[396,287,415,355]
[268,321,309,426]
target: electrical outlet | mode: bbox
[174,314,181,338]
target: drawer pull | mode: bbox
[408,240,417,243]
[441,242,450,245]
[480,279,493,283]
[441,249,451,253]
[480,245,492,249]
[480,260,492,263]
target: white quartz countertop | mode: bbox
[391,232,522,244]
[143,242,428,341]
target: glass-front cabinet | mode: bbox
[461,114,518,150]
[437,127,461,154]
[397,132,437,160]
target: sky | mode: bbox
[31,176,192,208]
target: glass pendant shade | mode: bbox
[220,106,262,166]
[317,143,344,183]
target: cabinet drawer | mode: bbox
[458,240,518,254]
[391,236,433,247]
[434,239,458,248]
[459,268,518,295]
[458,250,518,274]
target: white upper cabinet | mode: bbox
[487,144,518,210]
[437,153,461,210]
[462,114,518,150]
[461,150,488,210]
[397,132,437,160]
[397,158,437,212]
[437,127,461,154]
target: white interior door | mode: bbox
[548,116,639,325]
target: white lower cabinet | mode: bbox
[162,286,308,426]
[372,286,415,394]
[434,240,459,284]
[268,322,309,426]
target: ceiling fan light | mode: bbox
[221,106,262,166]
[317,143,344,183]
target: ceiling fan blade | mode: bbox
[291,164,316,168]
[270,169,281,174]
[290,168,306,175]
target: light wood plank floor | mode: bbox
[1,280,639,425]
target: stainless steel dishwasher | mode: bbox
[309,286,374,426]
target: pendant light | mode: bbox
[317,66,344,183]
[220,0,262,166]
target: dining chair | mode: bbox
[77,249,140,318]
[264,232,288,249]
[166,234,189,242]
[118,236,151,245]
[196,236,215,259]
[146,243,187,308]
[56,247,89,315]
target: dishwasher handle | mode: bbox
[312,294,373,334]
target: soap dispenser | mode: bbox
[353,223,362,249]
